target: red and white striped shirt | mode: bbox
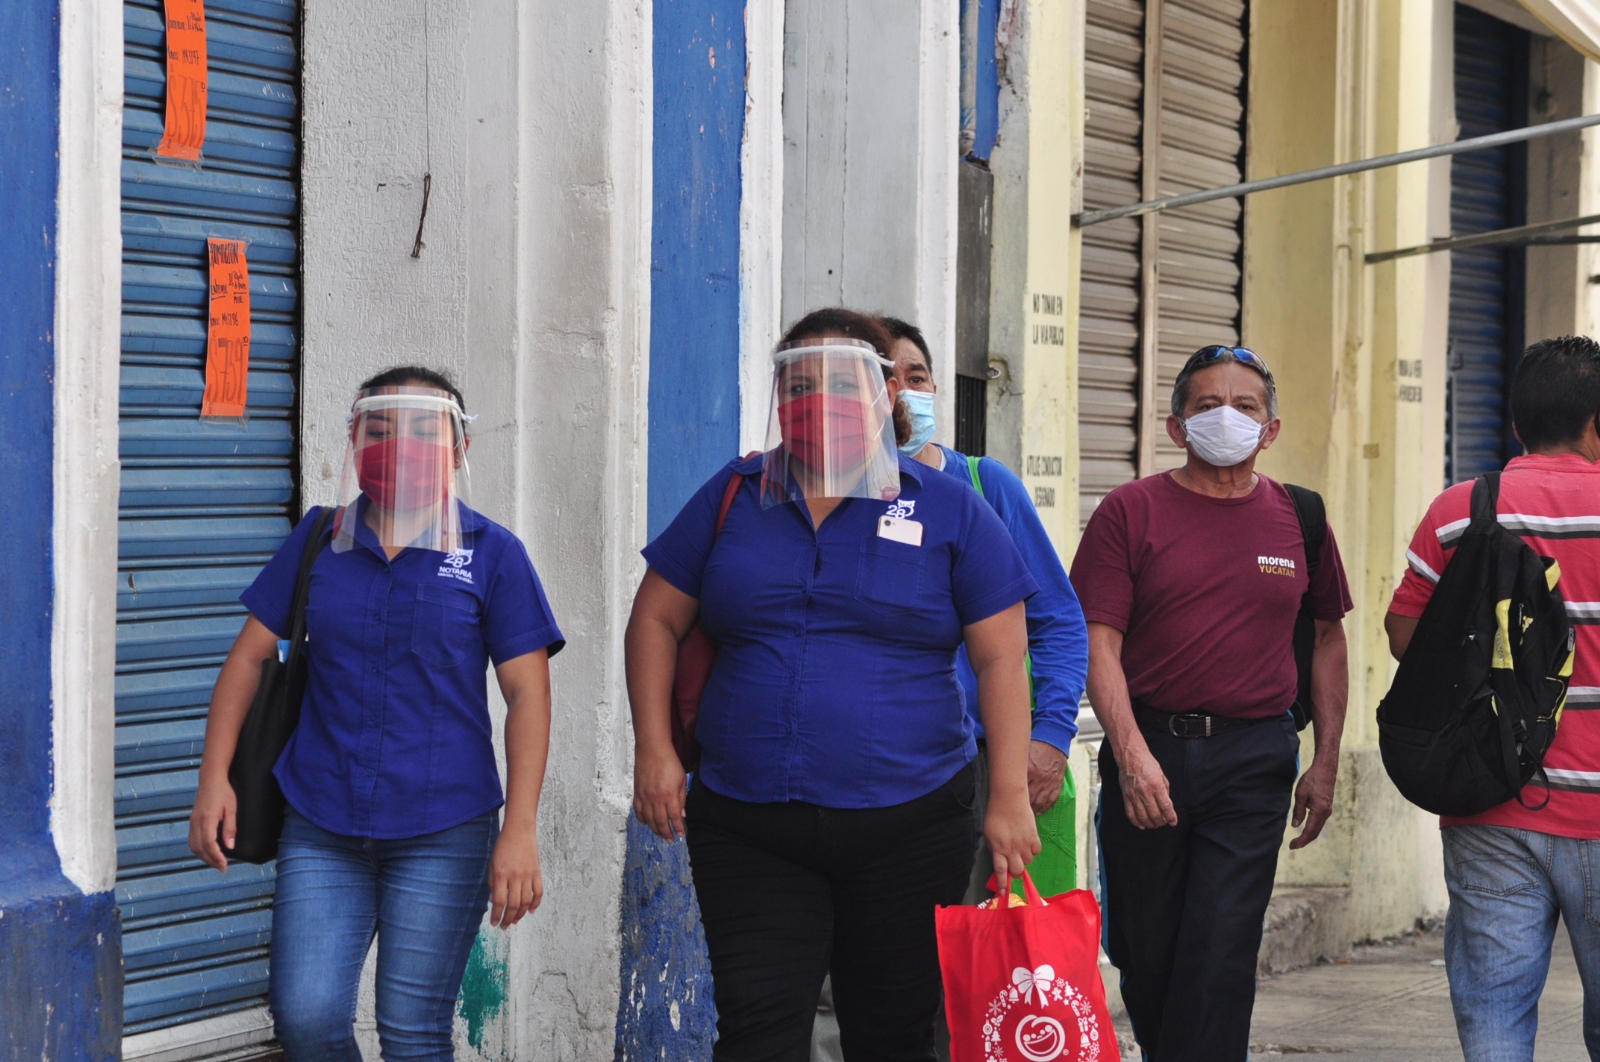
[1390,453,1600,839]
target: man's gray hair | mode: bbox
[1170,348,1279,419]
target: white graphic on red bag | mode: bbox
[982,964,1104,1062]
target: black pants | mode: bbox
[1098,715,1300,1062]
[686,765,977,1062]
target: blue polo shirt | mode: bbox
[939,446,1088,752]
[644,452,1038,808]
[241,502,564,839]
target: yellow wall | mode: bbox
[1246,0,1451,931]
[990,0,1084,558]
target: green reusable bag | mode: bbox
[967,455,1079,897]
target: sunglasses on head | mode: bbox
[1182,345,1271,375]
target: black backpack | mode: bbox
[1376,473,1575,817]
[1285,484,1327,731]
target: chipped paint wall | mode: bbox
[780,0,961,434]
[301,0,650,1054]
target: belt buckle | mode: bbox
[1171,712,1212,739]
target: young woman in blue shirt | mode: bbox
[627,310,1041,1060]
[188,367,564,1061]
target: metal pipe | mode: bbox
[1075,112,1600,228]
[1365,212,1600,263]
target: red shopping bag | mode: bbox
[936,871,1120,1062]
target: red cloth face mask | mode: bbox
[778,393,872,472]
[357,437,452,511]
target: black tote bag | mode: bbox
[222,506,335,864]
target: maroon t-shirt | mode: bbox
[1070,472,1353,719]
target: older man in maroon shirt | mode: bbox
[1070,346,1352,1061]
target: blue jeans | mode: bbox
[1442,824,1600,1061]
[269,807,498,1062]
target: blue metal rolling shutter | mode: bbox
[118,0,300,1033]
[1447,4,1527,484]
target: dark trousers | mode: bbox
[1098,715,1300,1062]
[686,765,977,1062]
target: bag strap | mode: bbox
[714,453,761,536]
[284,507,336,665]
[1469,472,1501,533]
[966,453,985,499]
[1284,484,1326,580]
[988,869,1046,910]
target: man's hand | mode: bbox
[1116,742,1178,830]
[1026,740,1069,815]
[1289,756,1337,849]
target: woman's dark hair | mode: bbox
[359,365,466,413]
[358,366,469,443]
[881,316,931,369]
[780,309,910,446]
[1510,336,1600,452]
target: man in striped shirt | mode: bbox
[1386,334,1600,1060]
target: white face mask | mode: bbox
[1180,405,1265,467]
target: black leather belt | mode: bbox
[1133,701,1269,739]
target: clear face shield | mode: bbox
[331,385,471,555]
[760,338,902,508]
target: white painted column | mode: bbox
[52,0,123,897]
[741,0,786,453]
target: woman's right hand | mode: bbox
[189,773,238,872]
[984,791,1041,893]
[634,746,688,842]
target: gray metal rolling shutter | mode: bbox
[1149,0,1245,474]
[1078,0,1245,525]
[118,0,300,1033]
[1078,0,1145,528]
[1447,4,1528,483]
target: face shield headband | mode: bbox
[760,339,902,508]
[331,387,472,555]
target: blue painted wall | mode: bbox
[0,2,123,1056]
[645,0,746,541]
[617,0,746,1057]
[971,0,1000,161]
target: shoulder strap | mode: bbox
[1469,472,1501,533]
[286,506,336,659]
[966,454,985,500]
[714,452,762,536]
[1284,484,1326,578]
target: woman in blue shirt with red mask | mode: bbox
[188,367,564,1062]
[627,309,1041,1061]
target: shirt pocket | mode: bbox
[412,582,482,669]
[855,537,928,616]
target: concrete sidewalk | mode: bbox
[1238,924,1592,1061]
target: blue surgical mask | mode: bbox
[898,389,937,454]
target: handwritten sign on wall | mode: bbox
[157,0,207,161]
[202,238,250,422]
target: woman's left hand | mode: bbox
[984,791,1042,892]
[488,824,543,929]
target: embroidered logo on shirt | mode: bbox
[1258,555,1296,578]
[439,548,475,583]
[885,498,917,519]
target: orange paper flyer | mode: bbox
[156,0,207,161]
[201,238,250,422]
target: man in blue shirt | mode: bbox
[884,317,1089,897]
